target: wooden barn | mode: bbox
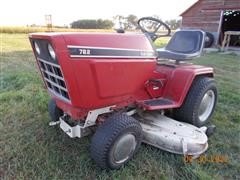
[180,0,240,47]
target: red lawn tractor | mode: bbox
[29,17,217,169]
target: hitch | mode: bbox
[49,121,60,126]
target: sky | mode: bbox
[0,0,197,26]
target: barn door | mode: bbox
[218,10,240,47]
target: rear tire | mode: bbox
[204,32,214,48]
[90,113,142,169]
[173,76,217,127]
[48,98,63,122]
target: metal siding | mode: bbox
[181,0,240,32]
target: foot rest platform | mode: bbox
[137,98,176,110]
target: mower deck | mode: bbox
[57,109,209,157]
[138,112,208,156]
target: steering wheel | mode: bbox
[138,17,171,41]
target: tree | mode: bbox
[165,19,181,30]
[113,15,126,29]
[113,14,138,30]
[125,14,138,29]
[70,19,113,29]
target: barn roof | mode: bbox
[180,0,201,16]
[180,0,240,16]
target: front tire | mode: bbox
[90,113,142,169]
[173,76,217,127]
[48,98,63,122]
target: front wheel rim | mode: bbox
[198,90,215,122]
[111,133,137,164]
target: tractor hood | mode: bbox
[30,32,157,58]
[29,32,157,119]
[64,33,156,58]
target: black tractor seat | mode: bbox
[157,30,205,61]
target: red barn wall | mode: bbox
[181,0,240,32]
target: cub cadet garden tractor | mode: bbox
[29,17,217,169]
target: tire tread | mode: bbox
[90,113,142,169]
[173,76,217,127]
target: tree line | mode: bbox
[70,15,181,30]
[71,19,113,29]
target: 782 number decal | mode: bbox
[79,49,91,55]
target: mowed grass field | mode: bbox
[0,26,114,34]
[0,33,240,179]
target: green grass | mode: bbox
[0,33,240,179]
[155,37,171,48]
[0,26,114,34]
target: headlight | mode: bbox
[34,42,41,55]
[48,44,56,60]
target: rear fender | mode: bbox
[158,64,214,107]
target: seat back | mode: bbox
[166,30,205,54]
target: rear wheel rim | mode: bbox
[198,90,215,122]
[111,133,137,164]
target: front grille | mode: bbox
[37,58,70,102]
